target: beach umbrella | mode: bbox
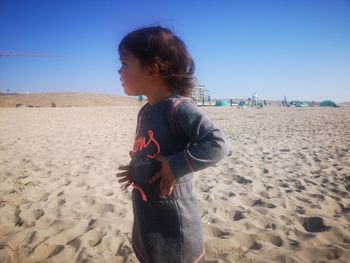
[320,100,338,107]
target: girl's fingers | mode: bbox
[160,178,170,196]
[149,171,161,183]
[118,165,129,171]
[121,182,131,190]
[118,176,130,183]
[121,179,132,189]
[116,171,129,177]
[129,151,133,157]
[160,178,174,196]
[160,177,166,191]
[166,185,174,195]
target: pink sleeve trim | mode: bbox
[193,249,205,263]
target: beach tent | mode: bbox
[215,100,230,107]
[320,100,338,107]
[238,101,246,108]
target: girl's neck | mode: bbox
[146,86,173,106]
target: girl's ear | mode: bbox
[147,63,160,80]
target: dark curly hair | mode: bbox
[118,26,196,96]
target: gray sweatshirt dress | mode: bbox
[129,95,229,263]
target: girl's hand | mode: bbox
[116,165,133,190]
[116,151,133,190]
[149,155,176,198]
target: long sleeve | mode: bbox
[167,99,230,179]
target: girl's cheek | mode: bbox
[121,69,129,79]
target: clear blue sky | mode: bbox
[1,0,349,102]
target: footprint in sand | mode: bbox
[258,232,284,247]
[200,184,213,193]
[116,242,133,258]
[204,224,231,238]
[203,194,212,202]
[265,223,277,230]
[323,249,342,260]
[31,243,65,261]
[309,193,325,201]
[278,182,289,188]
[233,210,246,221]
[47,245,65,258]
[83,195,96,206]
[105,191,114,196]
[339,203,350,214]
[24,230,38,245]
[291,179,306,192]
[330,188,348,198]
[287,238,299,249]
[279,148,290,153]
[86,219,98,231]
[81,230,106,247]
[227,192,236,197]
[58,199,66,206]
[304,179,318,186]
[33,209,44,219]
[15,207,44,227]
[15,208,24,227]
[40,192,50,202]
[296,196,312,204]
[252,199,276,209]
[67,237,81,251]
[94,203,115,215]
[295,206,305,215]
[232,175,252,185]
[249,241,262,250]
[57,191,64,197]
[329,195,342,202]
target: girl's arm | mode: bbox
[167,99,230,179]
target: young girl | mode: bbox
[116,26,229,263]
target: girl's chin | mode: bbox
[124,87,141,96]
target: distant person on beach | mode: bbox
[252,92,258,107]
[138,95,143,104]
[115,26,229,262]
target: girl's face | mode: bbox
[118,50,149,96]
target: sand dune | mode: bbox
[0,93,138,107]
[0,105,349,262]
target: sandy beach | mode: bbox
[1,103,349,262]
